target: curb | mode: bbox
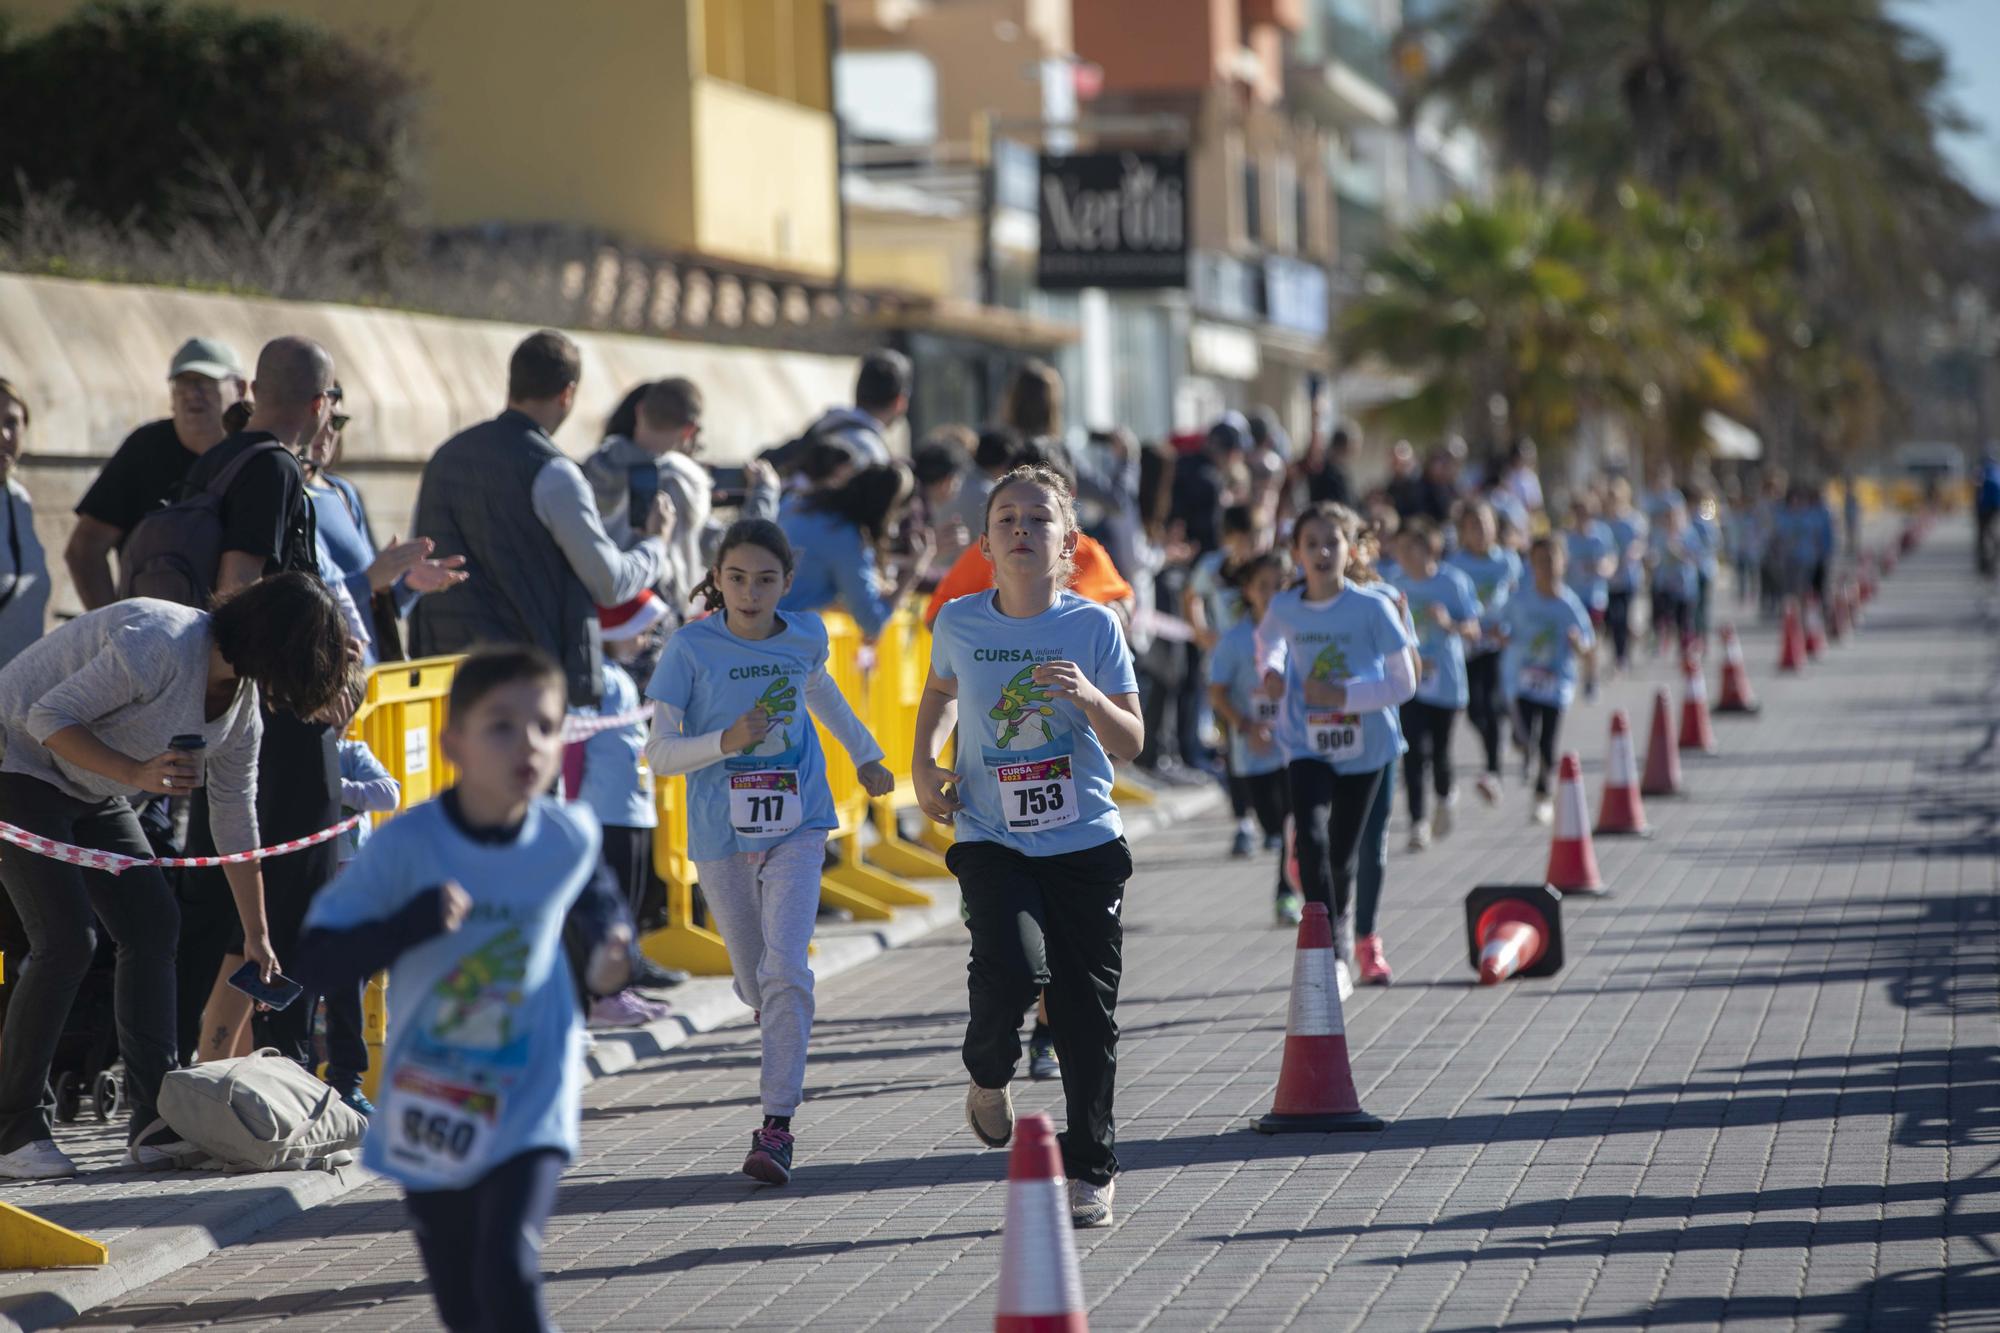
[0,777,1221,1331]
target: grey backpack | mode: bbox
[148,1048,367,1173]
[117,439,288,606]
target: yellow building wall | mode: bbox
[4,0,838,280]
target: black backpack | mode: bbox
[117,440,288,607]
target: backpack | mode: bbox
[117,439,288,606]
[146,1048,368,1173]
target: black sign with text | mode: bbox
[1036,150,1189,290]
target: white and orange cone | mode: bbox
[1678,649,1717,754]
[1640,687,1683,797]
[1545,752,1603,895]
[1465,884,1566,985]
[1715,625,1760,715]
[1595,709,1651,837]
[1254,902,1384,1133]
[994,1113,1089,1333]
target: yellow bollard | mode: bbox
[360,973,388,1103]
[0,1201,107,1269]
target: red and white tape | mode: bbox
[561,704,655,742]
[0,813,368,877]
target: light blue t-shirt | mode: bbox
[1650,526,1700,600]
[1563,522,1614,611]
[929,591,1137,855]
[1256,582,1415,774]
[1501,586,1595,709]
[574,661,656,831]
[1206,618,1285,778]
[303,798,599,1191]
[1607,511,1649,592]
[1689,513,1721,578]
[1394,565,1479,710]
[1188,549,1243,635]
[1445,547,1522,654]
[647,611,838,861]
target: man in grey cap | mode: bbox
[65,336,247,610]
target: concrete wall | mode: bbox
[0,273,857,615]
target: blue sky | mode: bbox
[1899,0,2000,203]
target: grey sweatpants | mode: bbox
[693,828,825,1117]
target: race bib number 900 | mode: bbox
[995,757,1079,832]
[1308,710,1363,763]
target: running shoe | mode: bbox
[966,1081,1015,1148]
[743,1125,795,1184]
[338,1089,376,1119]
[1432,796,1455,840]
[588,990,669,1028]
[1230,827,1255,858]
[1334,958,1355,1001]
[1584,680,1599,704]
[1029,1033,1061,1082]
[1275,892,1304,926]
[0,1139,77,1180]
[1532,798,1555,826]
[1357,934,1392,986]
[1476,773,1501,805]
[1335,911,1357,967]
[631,958,690,990]
[1069,1177,1116,1228]
[1263,833,1284,853]
[1407,818,1432,853]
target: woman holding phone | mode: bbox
[0,572,351,1179]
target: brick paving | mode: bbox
[60,520,2000,1331]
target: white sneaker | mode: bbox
[1476,773,1501,805]
[1069,1177,1115,1228]
[1532,798,1555,826]
[1335,958,1355,1001]
[1432,798,1455,839]
[1407,818,1432,852]
[966,1081,1015,1148]
[1335,911,1357,967]
[0,1139,78,1180]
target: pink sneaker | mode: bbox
[589,990,669,1028]
[1357,934,1393,986]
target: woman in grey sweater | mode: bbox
[0,572,351,1179]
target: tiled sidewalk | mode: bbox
[49,521,2000,1331]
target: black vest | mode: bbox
[410,410,602,706]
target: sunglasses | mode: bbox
[331,414,350,433]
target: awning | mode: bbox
[1702,410,1763,461]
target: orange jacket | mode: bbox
[923,534,1134,624]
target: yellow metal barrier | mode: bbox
[0,1201,106,1270]
[641,773,733,975]
[817,613,933,919]
[862,610,952,879]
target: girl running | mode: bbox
[1498,536,1596,825]
[1347,522,1417,989]
[1258,502,1418,996]
[1392,518,1481,851]
[645,519,894,1185]
[1561,494,1616,703]
[1205,553,1295,923]
[914,464,1142,1230]
[1446,501,1522,804]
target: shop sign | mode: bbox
[1037,150,1188,290]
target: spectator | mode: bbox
[0,380,50,669]
[1001,359,1067,460]
[910,426,972,572]
[583,377,780,624]
[0,573,349,1178]
[778,463,933,637]
[1172,414,1246,556]
[412,330,672,706]
[800,348,911,468]
[1500,440,1545,517]
[1303,425,1356,508]
[303,392,465,665]
[65,337,247,611]
[172,338,368,1109]
[1385,441,1426,519]
[1977,451,2000,575]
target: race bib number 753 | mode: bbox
[995,757,1079,832]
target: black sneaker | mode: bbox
[631,957,689,990]
[743,1125,794,1184]
[1029,1034,1061,1081]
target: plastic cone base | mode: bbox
[1254,1109,1386,1134]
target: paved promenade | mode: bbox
[37,521,2000,1331]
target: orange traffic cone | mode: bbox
[1640,688,1682,797]
[1804,598,1826,659]
[1465,884,1566,984]
[1678,650,1717,754]
[1595,709,1651,837]
[1254,903,1384,1134]
[1716,625,1760,715]
[1778,599,1806,673]
[994,1113,1088,1333]
[1545,752,1603,895]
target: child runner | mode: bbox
[1446,500,1521,804]
[1649,502,1701,656]
[1205,553,1295,923]
[914,464,1143,1230]
[573,589,681,1026]
[1347,524,1417,988]
[293,647,635,1333]
[1258,502,1417,997]
[1498,537,1595,824]
[1602,478,1650,673]
[1392,519,1480,852]
[645,519,894,1186]
[1561,495,1616,702]
[1188,505,1266,857]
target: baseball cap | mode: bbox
[167,337,244,383]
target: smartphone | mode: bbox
[627,464,661,526]
[227,961,305,1011]
[706,464,748,509]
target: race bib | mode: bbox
[1251,697,1279,726]
[1308,710,1363,762]
[994,756,1079,832]
[1420,658,1440,689]
[384,1066,500,1184]
[729,770,801,837]
[1518,665,1560,699]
